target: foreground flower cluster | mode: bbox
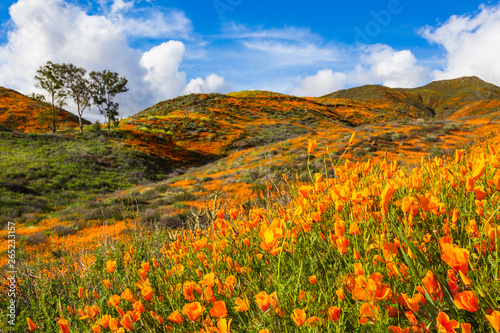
[5,136,500,332]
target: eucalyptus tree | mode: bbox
[61,63,91,134]
[90,70,128,135]
[34,61,67,133]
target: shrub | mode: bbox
[23,232,47,245]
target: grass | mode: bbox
[0,131,171,226]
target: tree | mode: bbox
[61,63,91,134]
[34,61,67,133]
[90,70,128,135]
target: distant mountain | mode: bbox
[322,76,500,120]
[0,87,90,132]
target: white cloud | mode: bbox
[242,40,338,66]
[221,24,339,66]
[111,0,134,14]
[0,0,227,119]
[184,73,230,94]
[355,44,430,88]
[141,41,187,99]
[420,4,500,85]
[291,44,429,96]
[291,70,347,97]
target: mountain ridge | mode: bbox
[322,76,500,120]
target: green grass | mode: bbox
[0,131,172,225]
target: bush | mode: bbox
[52,225,77,236]
[23,232,47,245]
[92,120,102,132]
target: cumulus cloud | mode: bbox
[420,4,500,85]
[291,44,430,96]
[291,70,347,97]
[0,0,226,119]
[354,44,430,88]
[141,41,187,100]
[184,73,230,94]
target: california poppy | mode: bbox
[454,291,478,312]
[119,313,133,331]
[106,260,117,274]
[486,311,500,332]
[234,297,250,311]
[57,319,70,333]
[328,306,340,323]
[436,312,459,333]
[27,317,37,331]
[210,300,228,318]
[182,302,205,322]
[441,246,469,274]
[167,310,184,324]
[291,308,307,326]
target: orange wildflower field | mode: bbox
[2,133,500,332]
[1,76,500,332]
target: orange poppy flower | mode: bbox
[216,318,232,333]
[255,291,271,312]
[234,297,250,311]
[486,311,500,332]
[97,314,111,328]
[308,275,317,285]
[291,308,307,326]
[441,246,469,274]
[209,301,228,318]
[308,139,317,154]
[141,286,154,301]
[167,311,184,324]
[436,312,459,333]
[57,319,70,333]
[454,291,478,312]
[471,160,486,180]
[359,302,378,324]
[259,224,283,255]
[349,132,356,146]
[399,294,419,313]
[119,313,133,331]
[106,260,117,274]
[121,289,135,303]
[461,323,471,333]
[27,317,37,331]
[328,306,340,323]
[108,295,121,307]
[109,318,119,331]
[454,149,464,164]
[336,236,350,255]
[182,302,205,322]
[134,301,146,312]
[336,288,345,301]
[91,325,101,333]
[78,287,84,299]
[103,279,111,289]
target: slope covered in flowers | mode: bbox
[3,135,500,332]
[0,87,87,132]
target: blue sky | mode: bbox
[1,0,500,119]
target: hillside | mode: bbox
[322,76,500,121]
[0,86,90,132]
[0,76,499,267]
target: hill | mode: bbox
[0,86,90,132]
[0,75,499,267]
[322,76,500,121]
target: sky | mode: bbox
[1,0,500,120]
